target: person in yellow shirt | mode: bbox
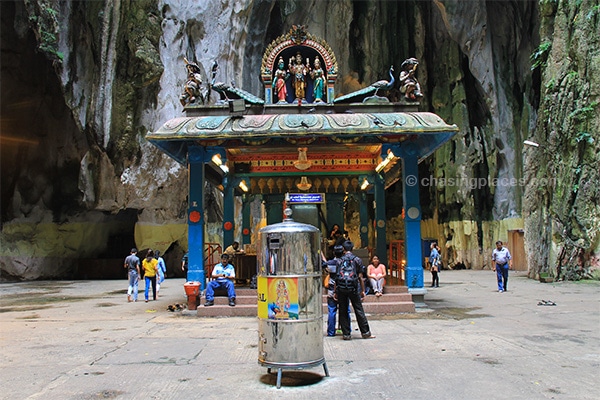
[142,249,159,302]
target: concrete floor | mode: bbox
[0,270,598,400]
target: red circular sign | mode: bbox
[189,210,201,223]
[242,228,250,235]
[224,221,233,231]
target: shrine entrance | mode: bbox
[147,26,458,292]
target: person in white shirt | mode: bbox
[204,254,236,307]
[492,241,513,292]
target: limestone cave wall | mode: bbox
[1,0,598,280]
[523,0,600,280]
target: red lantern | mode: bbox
[224,221,233,231]
[243,228,250,235]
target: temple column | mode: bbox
[373,173,387,266]
[242,194,251,245]
[187,146,206,289]
[222,175,235,248]
[359,192,369,249]
[399,144,424,290]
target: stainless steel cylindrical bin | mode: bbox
[257,215,324,371]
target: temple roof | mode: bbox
[147,111,459,165]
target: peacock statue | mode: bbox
[209,60,264,105]
[334,66,395,104]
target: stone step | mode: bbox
[196,303,258,317]
[204,294,257,305]
[192,285,415,317]
[368,285,408,293]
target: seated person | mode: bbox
[367,255,386,297]
[204,254,236,307]
[223,241,245,257]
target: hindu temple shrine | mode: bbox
[147,26,458,294]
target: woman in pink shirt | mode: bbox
[367,255,387,297]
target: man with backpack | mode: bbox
[334,240,375,340]
[326,245,352,337]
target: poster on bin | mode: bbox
[257,277,299,320]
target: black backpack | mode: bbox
[336,256,359,293]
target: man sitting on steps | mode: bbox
[205,254,236,307]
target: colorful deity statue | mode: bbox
[288,52,308,101]
[310,57,326,103]
[399,57,423,101]
[272,57,289,104]
[180,58,205,107]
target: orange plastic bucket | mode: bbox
[184,281,200,296]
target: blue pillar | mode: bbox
[242,194,251,245]
[373,173,387,266]
[187,146,206,289]
[223,175,235,248]
[359,192,369,248]
[399,144,424,289]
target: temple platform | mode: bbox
[195,284,415,317]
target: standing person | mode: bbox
[334,240,375,340]
[204,254,236,307]
[325,245,351,337]
[327,224,342,259]
[142,249,159,302]
[367,255,387,297]
[155,250,166,297]
[436,243,442,283]
[492,241,513,292]
[181,252,188,280]
[429,242,440,288]
[328,224,341,241]
[124,248,141,302]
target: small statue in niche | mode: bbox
[180,58,205,107]
[399,58,423,101]
[310,57,326,103]
[289,52,308,101]
[272,57,289,104]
